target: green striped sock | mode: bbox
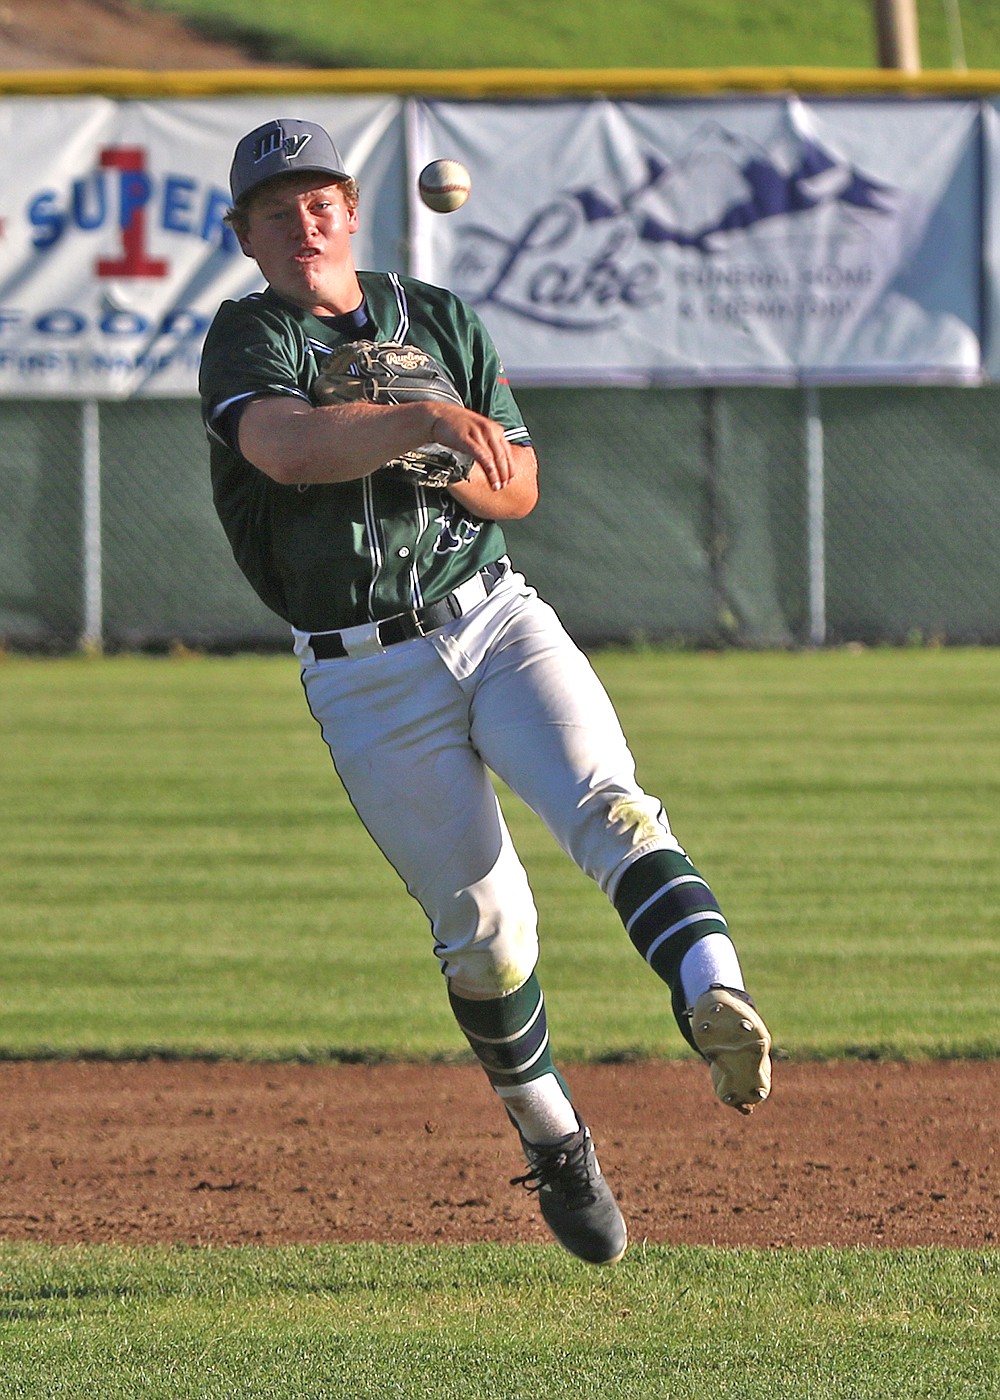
[614,849,733,1049]
[448,973,560,1089]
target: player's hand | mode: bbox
[427,404,516,492]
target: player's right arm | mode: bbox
[237,394,517,494]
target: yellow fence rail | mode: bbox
[3,66,1000,99]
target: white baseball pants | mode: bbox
[297,569,683,999]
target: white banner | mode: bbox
[410,98,982,385]
[0,97,404,397]
[0,95,987,394]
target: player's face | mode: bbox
[239,175,360,314]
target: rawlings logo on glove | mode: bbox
[312,340,475,490]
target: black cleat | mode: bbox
[512,1117,628,1265]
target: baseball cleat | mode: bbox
[690,985,772,1115]
[512,1117,628,1265]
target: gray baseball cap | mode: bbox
[229,119,351,204]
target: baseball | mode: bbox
[418,159,471,213]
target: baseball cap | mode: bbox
[229,119,351,204]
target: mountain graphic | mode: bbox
[567,121,896,253]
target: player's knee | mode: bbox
[433,891,538,997]
[570,789,680,893]
[437,898,540,997]
[443,914,539,998]
[428,842,539,997]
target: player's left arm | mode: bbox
[437,301,537,518]
[447,442,538,519]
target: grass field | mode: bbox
[3,647,997,1398]
[0,1243,996,1399]
[134,0,1000,71]
[2,647,997,1060]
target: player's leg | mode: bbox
[458,585,771,1113]
[448,976,627,1264]
[300,641,627,1262]
[611,851,771,1113]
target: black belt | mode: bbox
[309,560,507,660]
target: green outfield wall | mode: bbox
[3,383,996,651]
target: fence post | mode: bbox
[804,386,826,647]
[80,398,103,653]
[872,0,921,72]
[702,386,742,641]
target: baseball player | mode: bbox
[200,118,772,1266]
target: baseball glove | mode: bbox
[312,340,474,489]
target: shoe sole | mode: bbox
[691,988,772,1115]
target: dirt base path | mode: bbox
[0,0,293,70]
[1,1059,995,1249]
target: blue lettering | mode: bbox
[118,170,152,229]
[35,309,87,336]
[459,201,662,330]
[471,203,577,309]
[528,229,658,310]
[72,173,107,231]
[93,354,134,373]
[28,191,65,250]
[25,352,62,372]
[15,306,210,337]
[27,176,242,256]
[200,188,239,251]
[160,309,209,337]
[100,309,149,336]
[163,175,196,234]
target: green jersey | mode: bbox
[200,270,532,632]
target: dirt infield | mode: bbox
[0,0,287,70]
[1,1059,995,1249]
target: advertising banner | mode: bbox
[0,97,404,397]
[410,98,982,385]
[0,95,987,394]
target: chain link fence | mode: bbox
[2,385,998,651]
